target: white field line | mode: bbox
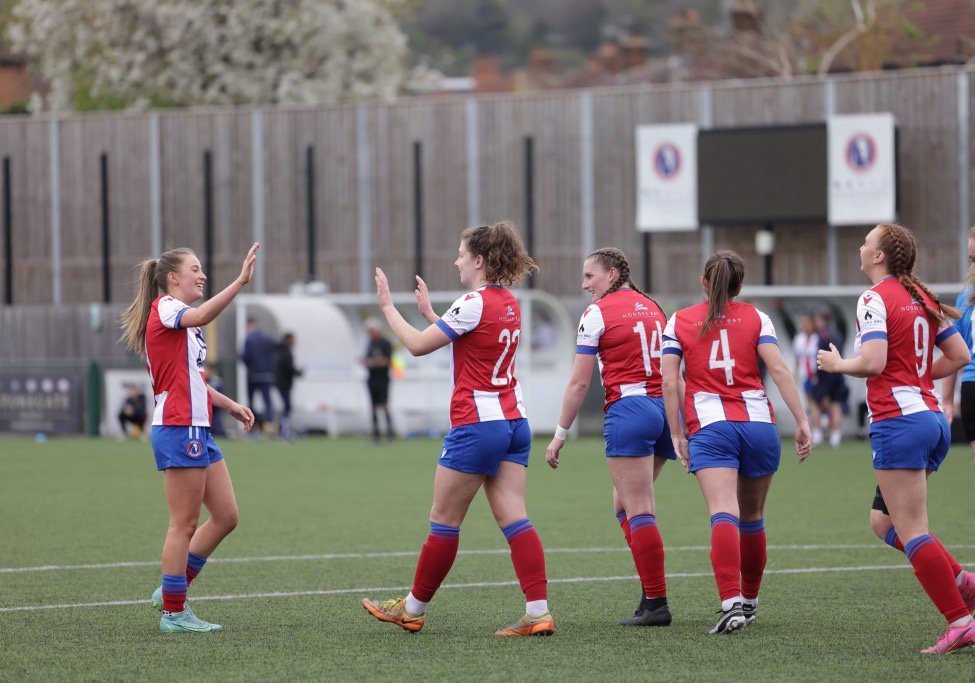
[0,564,915,614]
[4,543,968,575]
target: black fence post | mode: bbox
[413,140,424,280]
[3,156,11,305]
[100,152,111,303]
[305,145,317,282]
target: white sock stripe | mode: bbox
[0,564,920,614]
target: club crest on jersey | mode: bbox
[185,439,204,458]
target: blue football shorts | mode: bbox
[439,418,531,476]
[151,425,223,471]
[603,395,676,460]
[869,411,950,471]
[688,421,781,478]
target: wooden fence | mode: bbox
[0,66,971,306]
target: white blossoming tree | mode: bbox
[8,0,409,111]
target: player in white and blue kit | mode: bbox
[942,226,975,462]
[119,244,259,634]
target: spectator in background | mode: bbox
[240,317,276,432]
[118,383,148,438]
[792,314,820,425]
[275,332,303,440]
[812,311,848,447]
[204,362,227,437]
[364,318,395,442]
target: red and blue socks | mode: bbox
[161,573,187,614]
[885,529,963,578]
[740,518,767,602]
[628,514,667,600]
[710,513,742,603]
[502,518,548,613]
[186,552,207,588]
[408,522,460,611]
[616,510,632,547]
[905,534,970,624]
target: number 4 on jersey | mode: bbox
[709,329,736,385]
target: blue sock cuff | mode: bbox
[884,528,900,549]
[710,513,740,529]
[615,510,627,524]
[187,552,208,572]
[628,514,657,532]
[430,521,460,539]
[162,573,188,592]
[905,534,935,560]
[501,518,533,542]
[740,518,765,535]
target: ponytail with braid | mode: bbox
[700,250,746,337]
[875,223,960,323]
[586,247,664,313]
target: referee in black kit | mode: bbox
[364,318,395,442]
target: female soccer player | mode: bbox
[362,221,553,636]
[119,243,259,633]
[545,247,676,627]
[661,250,811,635]
[818,223,975,654]
[942,225,975,462]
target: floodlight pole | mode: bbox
[203,149,214,299]
[100,152,111,303]
[3,156,11,305]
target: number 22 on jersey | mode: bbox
[492,328,520,386]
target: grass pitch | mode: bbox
[2,433,975,681]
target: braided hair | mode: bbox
[586,248,663,312]
[461,221,538,286]
[700,250,746,337]
[875,223,959,323]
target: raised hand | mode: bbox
[237,242,261,286]
[375,267,393,310]
[414,275,437,323]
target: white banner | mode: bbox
[827,113,896,226]
[635,124,698,232]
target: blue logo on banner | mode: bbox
[845,133,876,172]
[653,143,681,179]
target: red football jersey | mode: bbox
[662,300,777,435]
[435,285,528,428]
[855,276,956,423]
[145,295,212,427]
[576,288,668,411]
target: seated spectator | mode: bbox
[118,383,147,438]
